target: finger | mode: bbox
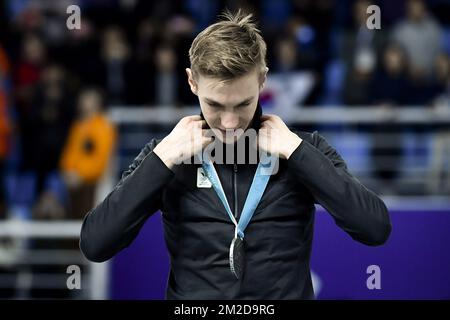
[263,114,282,124]
[202,135,214,142]
[260,115,276,127]
[195,120,207,128]
[190,120,207,132]
[191,120,202,129]
[260,114,275,121]
[183,115,202,123]
[258,127,269,136]
[190,119,206,130]
[202,136,214,148]
[201,128,215,136]
[260,120,275,129]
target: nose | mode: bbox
[220,111,239,130]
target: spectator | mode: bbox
[370,44,409,188]
[371,44,409,105]
[13,33,46,173]
[273,36,301,73]
[341,0,386,106]
[60,17,100,90]
[164,14,199,106]
[97,26,134,105]
[0,46,12,219]
[342,52,375,105]
[427,53,450,195]
[153,43,179,106]
[14,33,46,111]
[60,88,116,219]
[262,35,316,111]
[285,15,319,71]
[429,52,450,104]
[391,0,442,77]
[28,63,76,196]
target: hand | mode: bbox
[258,114,302,159]
[153,115,213,169]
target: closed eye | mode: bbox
[204,97,254,109]
[209,102,250,108]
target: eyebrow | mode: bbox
[204,96,254,108]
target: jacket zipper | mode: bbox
[233,163,238,219]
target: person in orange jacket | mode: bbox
[60,88,116,219]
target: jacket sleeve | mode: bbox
[79,138,174,262]
[288,131,392,246]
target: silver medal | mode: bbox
[229,236,245,279]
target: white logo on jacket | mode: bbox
[197,168,212,188]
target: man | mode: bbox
[80,11,391,299]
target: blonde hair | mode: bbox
[189,9,267,81]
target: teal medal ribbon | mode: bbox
[202,153,275,279]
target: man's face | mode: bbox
[186,68,266,144]
[79,91,101,118]
[407,0,426,22]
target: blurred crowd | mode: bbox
[0,0,449,220]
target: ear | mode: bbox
[186,68,198,96]
[259,67,269,90]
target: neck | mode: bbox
[219,104,262,164]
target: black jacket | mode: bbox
[79,115,391,299]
